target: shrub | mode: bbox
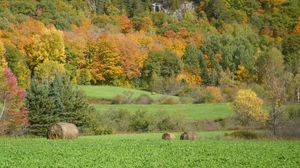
[179,96,194,104]
[189,87,204,103]
[84,111,113,135]
[130,110,156,132]
[112,94,128,104]
[159,96,180,104]
[91,109,187,133]
[232,89,268,126]
[134,94,154,104]
[278,107,300,138]
[203,86,224,103]
[0,121,9,135]
[111,91,134,104]
[100,109,133,132]
[227,131,258,139]
[154,111,186,131]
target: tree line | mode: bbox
[0,0,299,136]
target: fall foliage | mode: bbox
[233,89,268,125]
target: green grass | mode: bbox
[95,103,233,120]
[79,85,233,120]
[1,132,299,167]
[79,85,168,100]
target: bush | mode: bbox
[154,111,186,131]
[134,94,154,104]
[226,131,258,139]
[159,96,180,104]
[130,110,156,132]
[84,111,113,135]
[111,91,134,104]
[189,87,204,103]
[179,96,194,104]
[0,121,9,135]
[203,86,224,103]
[112,94,128,104]
[100,109,133,132]
[95,109,187,133]
[278,107,300,138]
[232,89,268,126]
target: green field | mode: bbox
[79,85,168,100]
[95,103,233,120]
[1,132,299,167]
[79,85,233,120]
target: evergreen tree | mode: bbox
[26,79,58,136]
[199,52,210,85]
[183,44,200,73]
[26,74,93,136]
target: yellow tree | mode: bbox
[24,28,66,71]
[34,60,66,81]
[233,89,268,126]
[0,40,7,67]
[93,36,124,85]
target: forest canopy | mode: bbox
[0,0,298,95]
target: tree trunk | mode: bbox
[0,92,7,120]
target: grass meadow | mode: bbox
[94,103,232,120]
[80,85,233,120]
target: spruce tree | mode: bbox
[26,74,93,136]
[26,79,59,136]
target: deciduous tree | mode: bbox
[233,89,268,126]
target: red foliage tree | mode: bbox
[0,68,27,133]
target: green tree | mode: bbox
[198,51,210,85]
[4,45,30,88]
[26,74,93,136]
[142,49,182,81]
[183,44,200,73]
[282,34,300,74]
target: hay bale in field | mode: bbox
[47,122,79,140]
[162,133,176,140]
[180,131,197,140]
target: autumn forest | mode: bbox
[0,0,299,136]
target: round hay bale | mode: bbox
[162,133,176,140]
[47,122,79,140]
[180,131,197,140]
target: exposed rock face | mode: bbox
[152,1,195,20]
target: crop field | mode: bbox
[0,132,299,168]
[94,103,232,120]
